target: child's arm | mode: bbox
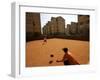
[56,59,63,62]
[56,54,68,62]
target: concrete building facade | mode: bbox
[56,16,65,34]
[70,22,78,35]
[78,15,89,36]
[65,22,78,35]
[42,16,65,35]
[65,24,71,35]
[65,15,89,37]
[51,17,57,34]
[26,12,41,37]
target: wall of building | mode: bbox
[26,12,41,36]
[42,16,65,35]
[56,16,65,34]
[70,22,78,34]
[51,17,57,34]
[65,15,89,37]
[78,15,89,36]
[65,24,71,35]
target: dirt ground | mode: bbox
[26,38,89,67]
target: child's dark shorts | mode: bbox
[64,60,71,65]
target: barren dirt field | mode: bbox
[26,38,89,67]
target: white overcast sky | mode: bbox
[40,13,78,28]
